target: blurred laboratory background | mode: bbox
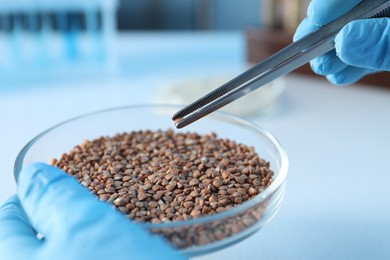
[0,0,267,85]
[1,0,390,259]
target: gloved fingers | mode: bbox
[335,18,390,71]
[326,66,374,86]
[294,20,348,76]
[17,163,119,240]
[310,50,348,76]
[307,0,363,26]
[17,163,184,259]
[293,17,318,42]
[0,195,41,259]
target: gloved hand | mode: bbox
[0,163,185,260]
[294,0,390,85]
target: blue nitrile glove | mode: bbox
[0,163,185,260]
[294,0,390,85]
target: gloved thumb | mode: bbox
[335,18,390,71]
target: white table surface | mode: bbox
[1,32,390,259]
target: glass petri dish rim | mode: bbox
[14,104,288,229]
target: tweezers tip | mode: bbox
[173,117,185,129]
[172,113,180,120]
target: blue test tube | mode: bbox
[27,12,41,64]
[67,13,80,61]
[1,14,14,68]
[85,4,103,62]
[38,12,52,65]
[11,14,23,67]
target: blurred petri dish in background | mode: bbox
[155,75,285,118]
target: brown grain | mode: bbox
[50,129,273,249]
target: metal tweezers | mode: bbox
[172,0,390,128]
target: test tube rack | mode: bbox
[0,0,118,85]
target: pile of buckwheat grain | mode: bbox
[50,129,273,246]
